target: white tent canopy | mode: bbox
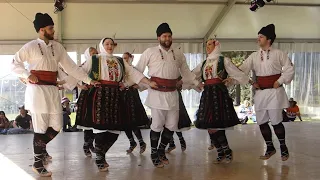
[0,0,319,53]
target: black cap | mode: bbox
[156,23,172,37]
[33,13,54,32]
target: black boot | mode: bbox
[125,130,137,153]
[166,137,176,153]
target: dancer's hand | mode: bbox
[119,82,126,91]
[197,82,204,91]
[90,80,100,87]
[77,84,88,90]
[27,74,38,83]
[132,84,139,89]
[273,81,281,88]
[222,78,233,86]
[57,80,66,85]
[148,81,158,89]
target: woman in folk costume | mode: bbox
[166,76,190,153]
[74,38,157,171]
[239,24,294,161]
[80,47,99,157]
[121,52,147,154]
[192,39,249,163]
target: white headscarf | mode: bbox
[207,39,222,60]
[84,47,91,60]
[99,38,113,57]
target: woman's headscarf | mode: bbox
[207,39,222,60]
[84,47,91,60]
[124,52,134,65]
[99,37,116,56]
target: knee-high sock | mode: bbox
[272,123,287,151]
[42,127,59,155]
[216,130,231,152]
[33,133,46,167]
[209,131,221,148]
[133,128,145,144]
[125,130,136,145]
[95,132,106,165]
[158,128,174,151]
[103,131,119,153]
[176,131,184,141]
[259,122,275,151]
[84,130,95,149]
[150,130,161,155]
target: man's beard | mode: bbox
[44,31,54,40]
[160,40,172,49]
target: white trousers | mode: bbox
[150,108,179,132]
[31,113,63,134]
[255,109,283,125]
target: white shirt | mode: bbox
[135,45,198,110]
[192,55,249,85]
[239,47,295,111]
[11,38,91,114]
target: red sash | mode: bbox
[150,77,178,92]
[86,80,119,88]
[30,70,57,86]
[257,74,281,89]
[204,78,223,85]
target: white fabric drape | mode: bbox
[282,43,320,118]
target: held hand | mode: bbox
[57,80,66,85]
[27,74,38,84]
[58,86,64,90]
[19,77,27,84]
[176,80,183,88]
[90,80,101,87]
[197,82,204,91]
[222,78,233,86]
[119,82,126,91]
[252,83,260,89]
[273,81,281,88]
[77,84,88,90]
[148,81,158,89]
[132,84,139,89]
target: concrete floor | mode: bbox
[0,122,319,180]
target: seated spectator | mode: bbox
[285,98,302,122]
[0,111,9,134]
[13,105,33,130]
[238,100,256,124]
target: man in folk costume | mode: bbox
[135,23,200,167]
[239,24,294,161]
[11,13,99,177]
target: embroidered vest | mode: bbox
[201,56,228,82]
[88,55,125,81]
